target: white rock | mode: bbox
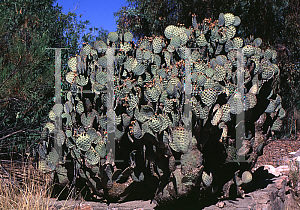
[289,148,300,157]
[263,165,289,177]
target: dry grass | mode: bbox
[0,160,54,210]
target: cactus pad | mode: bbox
[169,128,190,153]
[202,171,213,187]
[76,133,92,151]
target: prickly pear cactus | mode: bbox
[35,13,285,204]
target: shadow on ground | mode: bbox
[154,166,275,210]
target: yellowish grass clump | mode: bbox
[0,160,53,210]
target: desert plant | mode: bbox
[36,13,285,204]
[287,158,300,202]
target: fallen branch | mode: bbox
[0,128,26,142]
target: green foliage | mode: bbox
[0,0,58,156]
[115,0,288,42]
[0,0,109,157]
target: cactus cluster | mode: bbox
[35,13,285,204]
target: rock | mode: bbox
[216,201,225,208]
[263,165,289,177]
[47,199,157,210]
[289,148,300,157]
[203,165,294,210]
[74,203,93,210]
[284,193,300,209]
[270,191,285,210]
[275,176,288,189]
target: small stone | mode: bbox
[216,201,225,208]
[74,203,93,210]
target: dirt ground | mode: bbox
[2,135,300,209]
